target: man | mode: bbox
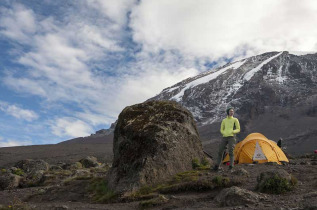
[277,138,282,148]
[213,107,240,171]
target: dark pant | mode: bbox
[216,136,236,167]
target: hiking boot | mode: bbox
[229,166,234,172]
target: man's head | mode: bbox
[226,107,234,116]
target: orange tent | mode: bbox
[223,133,289,165]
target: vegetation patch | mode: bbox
[192,157,210,170]
[132,170,232,196]
[212,175,230,188]
[172,170,200,183]
[12,168,24,176]
[257,174,297,194]
[87,178,118,203]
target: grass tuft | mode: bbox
[87,178,118,203]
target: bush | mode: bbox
[192,157,210,170]
[257,174,297,194]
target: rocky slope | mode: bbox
[148,51,317,155]
[0,155,316,210]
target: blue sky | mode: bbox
[0,0,317,147]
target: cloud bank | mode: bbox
[0,0,316,144]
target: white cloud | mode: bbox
[130,0,317,59]
[50,117,94,137]
[0,137,32,148]
[0,3,36,42]
[0,101,39,122]
[86,0,137,25]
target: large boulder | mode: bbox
[215,186,264,206]
[106,101,205,195]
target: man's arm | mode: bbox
[220,120,225,135]
[233,118,240,134]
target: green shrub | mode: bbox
[257,174,297,194]
[212,175,230,187]
[192,158,200,169]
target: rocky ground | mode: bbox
[0,155,316,210]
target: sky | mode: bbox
[1,0,317,147]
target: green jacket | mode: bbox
[220,116,240,137]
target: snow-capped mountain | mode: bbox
[149,51,317,154]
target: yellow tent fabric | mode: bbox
[223,133,289,165]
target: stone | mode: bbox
[0,172,22,190]
[20,170,45,188]
[106,100,205,195]
[72,169,91,178]
[15,159,49,174]
[215,186,262,206]
[231,168,249,177]
[69,162,83,170]
[50,165,63,171]
[79,156,99,168]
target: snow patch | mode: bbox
[164,86,179,93]
[244,52,283,81]
[171,59,247,101]
[276,66,287,84]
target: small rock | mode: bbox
[50,165,63,171]
[79,156,99,168]
[53,205,69,210]
[231,168,249,177]
[69,162,83,170]
[72,169,91,178]
[215,186,263,206]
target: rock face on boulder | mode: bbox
[106,100,205,194]
[0,172,22,190]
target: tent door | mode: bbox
[252,141,267,161]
